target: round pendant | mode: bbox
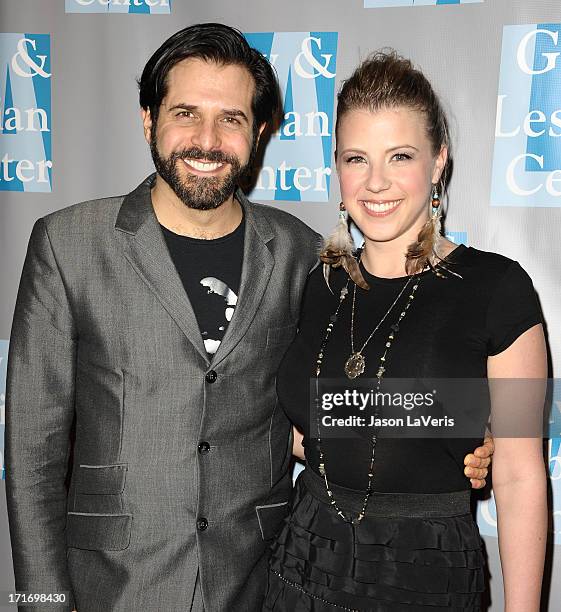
[344,353,366,379]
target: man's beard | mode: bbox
[149,129,256,211]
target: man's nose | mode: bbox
[191,119,222,152]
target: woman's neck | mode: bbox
[361,239,410,279]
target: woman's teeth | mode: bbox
[362,200,401,213]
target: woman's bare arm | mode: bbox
[488,324,547,612]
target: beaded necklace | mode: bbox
[344,276,415,379]
[314,271,422,525]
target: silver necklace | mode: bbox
[344,275,415,379]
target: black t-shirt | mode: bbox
[161,218,245,356]
[278,245,543,493]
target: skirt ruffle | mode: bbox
[264,471,484,611]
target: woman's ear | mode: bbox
[432,145,448,184]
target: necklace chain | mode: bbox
[345,275,415,379]
[315,273,422,525]
[351,275,414,354]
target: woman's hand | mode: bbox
[464,435,494,488]
[295,428,496,487]
[292,426,305,460]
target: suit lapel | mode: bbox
[115,175,209,364]
[211,190,275,367]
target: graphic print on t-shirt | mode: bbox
[161,217,245,357]
[199,277,238,354]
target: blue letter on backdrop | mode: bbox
[491,24,561,207]
[245,32,338,202]
[0,34,52,193]
[364,0,483,8]
[65,0,171,14]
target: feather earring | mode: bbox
[430,183,442,244]
[330,202,355,255]
[430,184,462,279]
[322,203,369,290]
[429,184,445,277]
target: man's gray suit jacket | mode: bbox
[5,175,320,611]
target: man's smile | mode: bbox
[183,159,226,174]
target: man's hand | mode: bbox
[465,435,494,489]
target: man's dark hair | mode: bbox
[138,23,280,134]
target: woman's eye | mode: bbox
[345,155,365,164]
[392,152,412,161]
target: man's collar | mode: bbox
[115,174,156,235]
[116,174,274,243]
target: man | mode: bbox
[5,23,491,612]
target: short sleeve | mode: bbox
[486,261,543,356]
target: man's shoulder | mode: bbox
[245,198,320,240]
[246,199,322,263]
[42,193,125,235]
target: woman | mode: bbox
[264,52,547,611]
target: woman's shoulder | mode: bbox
[448,247,539,330]
[450,245,532,284]
[451,244,514,269]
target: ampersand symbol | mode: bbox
[11,38,51,78]
[294,36,336,80]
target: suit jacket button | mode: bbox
[196,517,208,531]
[205,370,217,384]
[198,441,210,454]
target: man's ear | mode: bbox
[255,122,267,148]
[141,108,152,145]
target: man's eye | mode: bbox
[177,111,194,118]
[223,116,241,125]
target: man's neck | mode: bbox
[151,175,243,240]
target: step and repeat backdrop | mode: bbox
[1,0,560,609]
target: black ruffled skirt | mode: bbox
[264,468,484,611]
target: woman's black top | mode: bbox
[277,245,542,493]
